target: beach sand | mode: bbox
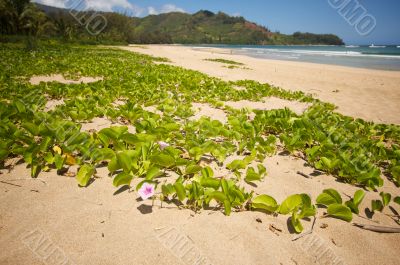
[1,45,400,265]
[1,148,399,265]
[119,45,400,125]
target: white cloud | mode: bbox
[33,1,185,17]
[85,0,143,16]
[160,4,185,13]
[232,12,241,17]
[34,0,144,16]
[33,0,66,8]
[148,6,158,15]
[147,4,186,15]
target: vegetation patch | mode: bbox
[0,43,399,234]
[204,58,244,65]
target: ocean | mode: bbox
[190,45,400,71]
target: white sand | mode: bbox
[1,152,399,265]
[30,74,103,85]
[119,45,400,125]
[224,97,310,115]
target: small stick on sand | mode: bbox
[296,171,312,179]
[353,223,400,233]
[3,178,47,185]
[0,181,22,187]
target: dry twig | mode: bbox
[353,223,400,233]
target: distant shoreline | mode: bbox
[177,44,400,71]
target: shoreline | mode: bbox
[120,44,400,124]
[181,44,400,71]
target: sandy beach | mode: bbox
[2,146,400,265]
[120,45,400,125]
[1,45,400,265]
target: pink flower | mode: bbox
[157,141,170,150]
[138,183,155,200]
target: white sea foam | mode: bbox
[239,47,400,59]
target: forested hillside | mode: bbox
[0,1,344,45]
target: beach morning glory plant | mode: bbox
[138,183,155,200]
[157,141,170,150]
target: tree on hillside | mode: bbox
[20,3,54,36]
[0,0,53,36]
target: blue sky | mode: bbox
[35,0,400,44]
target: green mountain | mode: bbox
[3,2,344,45]
[129,10,344,45]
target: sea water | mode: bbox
[190,45,400,71]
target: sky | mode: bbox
[33,0,400,45]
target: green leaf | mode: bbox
[291,212,304,233]
[321,157,333,169]
[245,167,261,183]
[161,184,175,198]
[316,189,342,206]
[54,153,65,170]
[99,126,128,140]
[113,172,133,187]
[108,156,120,172]
[207,191,227,203]
[201,166,214,178]
[117,151,135,172]
[91,148,115,162]
[150,154,175,168]
[145,166,161,180]
[200,177,220,190]
[31,163,41,178]
[0,149,9,161]
[174,182,186,201]
[257,164,267,177]
[226,159,246,171]
[44,152,54,164]
[251,194,278,213]
[279,194,303,215]
[221,179,229,195]
[394,196,400,206]
[371,200,384,212]
[22,122,39,136]
[185,164,202,175]
[327,204,353,222]
[122,133,156,145]
[345,201,358,214]
[223,200,232,216]
[300,206,317,218]
[189,146,203,161]
[353,190,366,207]
[65,132,88,146]
[76,164,95,187]
[379,192,391,207]
[345,190,365,214]
[15,100,26,113]
[39,137,52,152]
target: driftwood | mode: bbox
[353,223,400,233]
